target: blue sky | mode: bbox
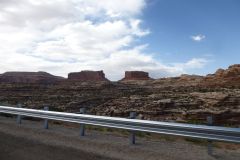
[0,0,239,80]
[140,0,240,75]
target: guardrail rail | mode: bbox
[0,105,239,155]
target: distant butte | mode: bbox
[121,71,151,81]
[68,70,109,82]
[0,71,64,84]
[0,64,239,85]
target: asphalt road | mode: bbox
[0,132,115,160]
[0,116,239,160]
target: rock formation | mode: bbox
[121,71,151,81]
[0,65,239,126]
[214,69,225,77]
[0,71,64,84]
[213,64,240,78]
[68,70,109,82]
[203,64,240,87]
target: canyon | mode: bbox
[0,64,239,126]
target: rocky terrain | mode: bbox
[0,65,239,126]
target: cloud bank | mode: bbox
[0,0,208,80]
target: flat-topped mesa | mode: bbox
[0,71,64,84]
[68,70,109,82]
[121,71,151,81]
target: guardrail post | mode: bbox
[16,103,22,124]
[44,106,49,129]
[80,108,86,136]
[129,112,136,145]
[207,115,213,155]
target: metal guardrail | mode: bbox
[0,105,239,144]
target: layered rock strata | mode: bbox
[68,70,109,82]
[121,71,151,81]
[0,72,64,84]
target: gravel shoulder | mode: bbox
[0,116,239,160]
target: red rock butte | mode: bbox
[121,71,151,81]
[68,70,109,81]
[0,71,64,84]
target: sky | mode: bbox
[0,0,239,80]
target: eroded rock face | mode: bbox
[121,71,151,81]
[68,70,109,82]
[0,72,64,84]
[203,64,240,87]
[215,69,225,77]
[223,64,240,77]
[214,65,240,78]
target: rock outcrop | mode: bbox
[0,65,239,126]
[213,64,240,78]
[68,70,109,82]
[121,71,151,81]
[203,64,240,87]
[214,69,225,77]
[0,71,64,84]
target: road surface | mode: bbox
[0,131,116,160]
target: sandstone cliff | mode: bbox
[0,72,64,84]
[121,71,151,81]
[68,70,109,82]
[203,64,240,87]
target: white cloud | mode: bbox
[173,58,209,71]
[191,34,206,42]
[0,0,209,80]
[183,58,208,68]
